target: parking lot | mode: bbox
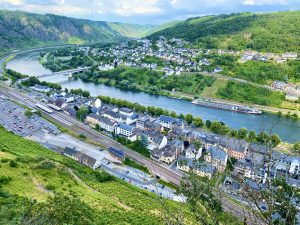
[0,98,60,137]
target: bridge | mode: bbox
[36,67,91,78]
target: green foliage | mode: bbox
[124,158,150,174]
[293,142,300,153]
[77,66,216,95]
[238,127,248,139]
[0,176,12,186]
[76,107,89,121]
[79,134,87,140]
[0,126,194,225]
[9,160,18,168]
[270,133,281,147]
[70,88,90,98]
[24,110,33,118]
[5,69,28,82]
[0,10,124,53]
[193,117,204,128]
[150,11,300,53]
[37,161,56,170]
[185,114,194,125]
[21,76,62,90]
[217,81,284,107]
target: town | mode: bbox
[43,36,300,101]
[2,79,299,210]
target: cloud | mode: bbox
[0,0,299,24]
[243,0,289,6]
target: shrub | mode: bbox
[9,160,18,168]
[38,161,56,170]
[0,176,12,185]
[45,184,56,191]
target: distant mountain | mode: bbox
[107,22,156,38]
[144,20,180,36]
[0,10,155,54]
[149,11,300,53]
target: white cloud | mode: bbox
[0,0,299,24]
[243,0,289,6]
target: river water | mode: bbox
[6,51,300,143]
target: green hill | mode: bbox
[0,10,156,55]
[0,126,182,224]
[144,20,180,36]
[107,22,156,38]
[149,11,300,53]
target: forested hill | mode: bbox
[149,11,300,53]
[0,10,155,54]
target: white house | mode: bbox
[115,123,135,137]
[31,84,50,93]
[157,115,177,129]
[99,117,116,133]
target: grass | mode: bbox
[201,78,228,98]
[158,179,178,191]
[124,157,151,174]
[0,126,192,224]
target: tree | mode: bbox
[193,117,204,127]
[230,129,238,137]
[185,114,194,125]
[79,134,86,140]
[248,130,257,142]
[82,90,90,98]
[257,131,270,144]
[210,121,223,134]
[238,127,248,139]
[205,120,212,128]
[24,110,33,118]
[292,141,300,153]
[180,175,223,224]
[76,107,89,121]
[270,133,281,147]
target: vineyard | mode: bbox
[0,127,190,224]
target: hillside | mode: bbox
[149,11,300,53]
[107,22,156,38]
[144,20,180,36]
[0,126,182,224]
[0,10,156,55]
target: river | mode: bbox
[6,51,300,143]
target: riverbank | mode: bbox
[6,50,300,143]
[169,86,300,119]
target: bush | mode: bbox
[38,161,56,170]
[45,184,56,191]
[0,176,12,185]
[94,171,115,183]
[1,158,9,163]
[9,160,18,168]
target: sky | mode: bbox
[0,0,300,24]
